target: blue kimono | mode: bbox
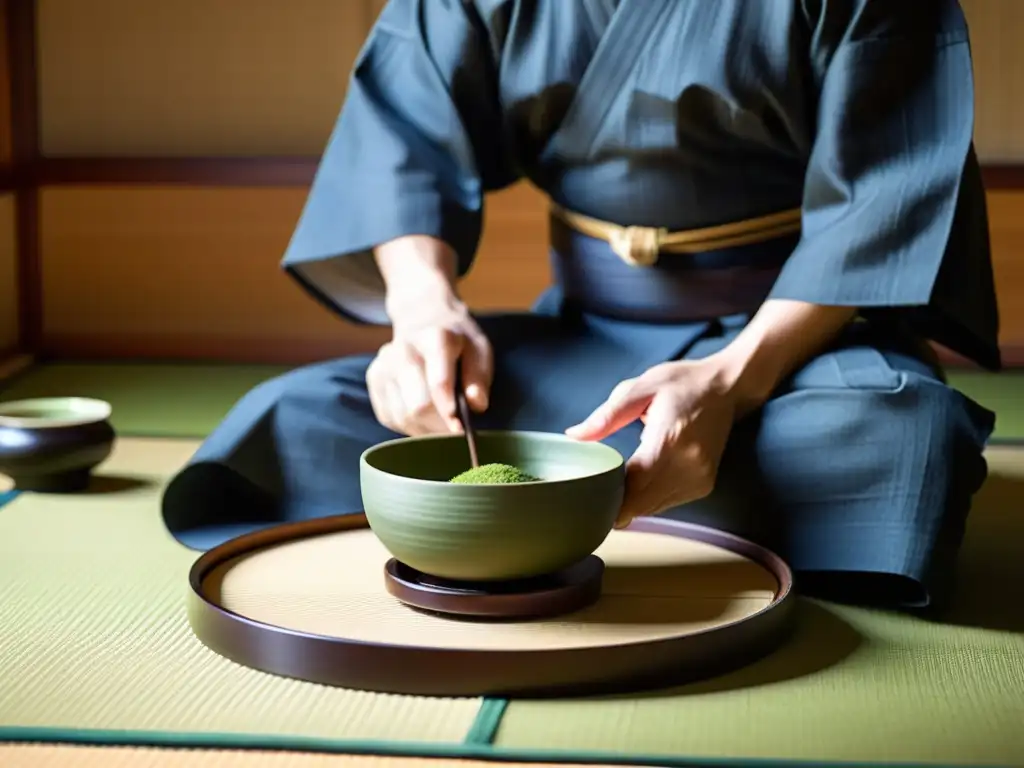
[162,0,997,611]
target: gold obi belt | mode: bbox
[550,204,802,267]
[546,204,802,322]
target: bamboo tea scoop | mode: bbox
[454,368,480,469]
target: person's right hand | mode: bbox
[367,293,493,436]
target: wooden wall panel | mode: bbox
[0,193,17,353]
[988,192,1024,342]
[37,186,366,362]
[37,183,550,363]
[962,0,1024,162]
[30,0,1024,161]
[35,0,373,156]
[34,183,1024,364]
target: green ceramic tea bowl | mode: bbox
[359,430,625,582]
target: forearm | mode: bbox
[714,299,858,414]
[375,236,462,322]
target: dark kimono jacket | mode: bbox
[281,0,1000,370]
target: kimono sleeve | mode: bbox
[769,0,999,367]
[282,0,516,325]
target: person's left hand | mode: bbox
[565,358,741,529]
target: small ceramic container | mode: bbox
[0,397,116,492]
[360,430,625,582]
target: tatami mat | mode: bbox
[948,370,1024,440]
[0,363,282,438]
[1,362,1022,441]
[0,439,483,746]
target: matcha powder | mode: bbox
[449,463,541,484]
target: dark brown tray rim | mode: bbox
[187,514,797,698]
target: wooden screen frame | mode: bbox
[1,0,1023,368]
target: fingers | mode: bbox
[614,463,656,529]
[627,397,677,473]
[617,464,672,528]
[366,321,493,436]
[419,328,465,432]
[460,330,493,413]
[616,483,679,529]
[565,378,655,441]
[394,351,448,435]
[616,399,676,525]
[367,365,397,432]
[566,363,681,441]
[381,380,415,434]
[366,342,435,435]
[616,392,724,527]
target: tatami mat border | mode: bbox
[0,727,1015,768]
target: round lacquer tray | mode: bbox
[187,514,796,697]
